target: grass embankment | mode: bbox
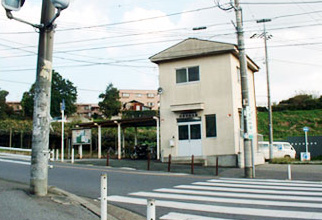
[257,109,322,140]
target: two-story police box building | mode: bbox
[150,38,263,167]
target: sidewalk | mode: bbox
[74,158,322,181]
[0,178,144,220]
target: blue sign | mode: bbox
[61,99,65,111]
[303,127,309,132]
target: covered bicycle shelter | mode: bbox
[75,116,160,160]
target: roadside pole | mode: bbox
[61,99,65,162]
[234,0,254,178]
[30,0,55,196]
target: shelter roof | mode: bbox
[76,116,157,129]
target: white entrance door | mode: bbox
[178,121,202,156]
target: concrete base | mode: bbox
[163,153,265,168]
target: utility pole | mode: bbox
[216,0,254,178]
[256,19,274,161]
[30,0,55,196]
[234,0,253,178]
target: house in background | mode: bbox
[150,38,263,167]
[119,89,159,110]
[76,103,102,119]
[122,100,152,111]
[7,101,22,114]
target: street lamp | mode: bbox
[2,0,70,196]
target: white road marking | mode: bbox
[160,212,235,220]
[193,181,322,191]
[175,184,322,196]
[220,177,322,185]
[107,196,322,219]
[154,188,322,202]
[130,191,322,208]
[208,179,322,188]
[0,158,30,165]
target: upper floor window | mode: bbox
[147,93,155,98]
[176,66,200,84]
[136,93,142,97]
[122,93,130,97]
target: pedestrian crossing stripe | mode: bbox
[154,188,322,202]
[130,191,322,208]
[207,179,322,188]
[193,181,322,191]
[107,178,322,220]
[107,195,322,219]
[220,177,322,185]
[160,212,233,220]
[176,184,322,196]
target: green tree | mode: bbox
[98,83,121,119]
[21,70,77,118]
[0,88,12,119]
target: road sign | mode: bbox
[61,99,65,111]
[303,127,309,132]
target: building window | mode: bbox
[176,66,200,84]
[136,93,142,97]
[178,125,189,140]
[206,114,217,137]
[122,93,130,97]
[147,102,155,107]
[147,93,155,98]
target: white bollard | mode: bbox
[71,148,74,164]
[101,173,107,220]
[79,145,83,159]
[56,149,59,161]
[147,199,156,220]
[288,164,292,180]
[50,150,54,161]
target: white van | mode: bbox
[258,141,296,160]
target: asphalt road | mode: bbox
[1,156,322,219]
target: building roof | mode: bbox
[149,38,259,71]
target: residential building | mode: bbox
[150,38,263,167]
[119,90,159,110]
[76,103,101,119]
[7,101,22,113]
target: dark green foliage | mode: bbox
[21,70,77,118]
[0,88,13,119]
[122,110,158,119]
[274,94,322,111]
[98,83,121,119]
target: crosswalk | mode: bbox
[107,177,322,220]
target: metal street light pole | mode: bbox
[256,19,274,161]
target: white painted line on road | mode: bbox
[0,158,30,165]
[107,196,322,219]
[130,191,322,208]
[208,179,322,188]
[155,188,322,202]
[0,153,31,160]
[220,177,322,185]
[175,185,322,196]
[160,212,234,220]
[194,181,322,191]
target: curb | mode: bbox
[48,186,145,220]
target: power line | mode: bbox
[241,1,322,5]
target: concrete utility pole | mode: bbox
[234,0,253,178]
[257,19,274,161]
[30,0,55,196]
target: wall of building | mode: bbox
[158,53,259,167]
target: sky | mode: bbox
[0,0,322,106]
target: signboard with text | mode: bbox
[72,129,91,145]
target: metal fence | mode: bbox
[287,136,322,158]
